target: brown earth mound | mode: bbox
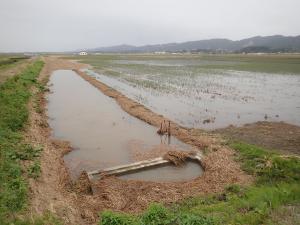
[215,121,300,155]
[75,171,93,195]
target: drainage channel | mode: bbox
[47,70,203,182]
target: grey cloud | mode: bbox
[0,0,299,52]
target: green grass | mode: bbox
[0,57,28,68]
[0,55,30,84]
[99,143,300,225]
[67,53,300,74]
[232,143,300,184]
[265,203,300,225]
[100,203,215,225]
[0,60,61,224]
[0,55,29,71]
[192,54,300,74]
[12,211,62,225]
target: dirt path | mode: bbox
[215,121,300,155]
[26,56,252,224]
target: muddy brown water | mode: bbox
[47,70,203,182]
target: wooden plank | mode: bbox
[87,152,202,180]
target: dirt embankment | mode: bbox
[26,56,252,225]
[215,121,300,155]
[25,57,88,224]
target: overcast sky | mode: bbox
[0,0,299,52]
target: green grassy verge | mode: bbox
[0,56,30,84]
[68,54,300,74]
[0,56,29,73]
[99,143,300,225]
[0,60,61,224]
[0,57,28,68]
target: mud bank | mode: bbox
[26,57,252,225]
[215,121,300,155]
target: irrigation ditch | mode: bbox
[27,56,252,224]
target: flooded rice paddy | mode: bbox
[47,70,202,181]
[83,57,300,129]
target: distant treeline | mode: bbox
[235,46,296,54]
[139,46,296,54]
[87,35,300,54]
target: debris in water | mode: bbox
[74,171,93,195]
[163,151,189,166]
[203,117,216,124]
[157,120,171,136]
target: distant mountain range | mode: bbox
[86,35,300,53]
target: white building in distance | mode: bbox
[79,51,88,56]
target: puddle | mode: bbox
[47,70,203,181]
[84,67,300,129]
[119,161,202,182]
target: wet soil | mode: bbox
[215,121,300,155]
[25,56,252,224]
[84,65,300,130]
